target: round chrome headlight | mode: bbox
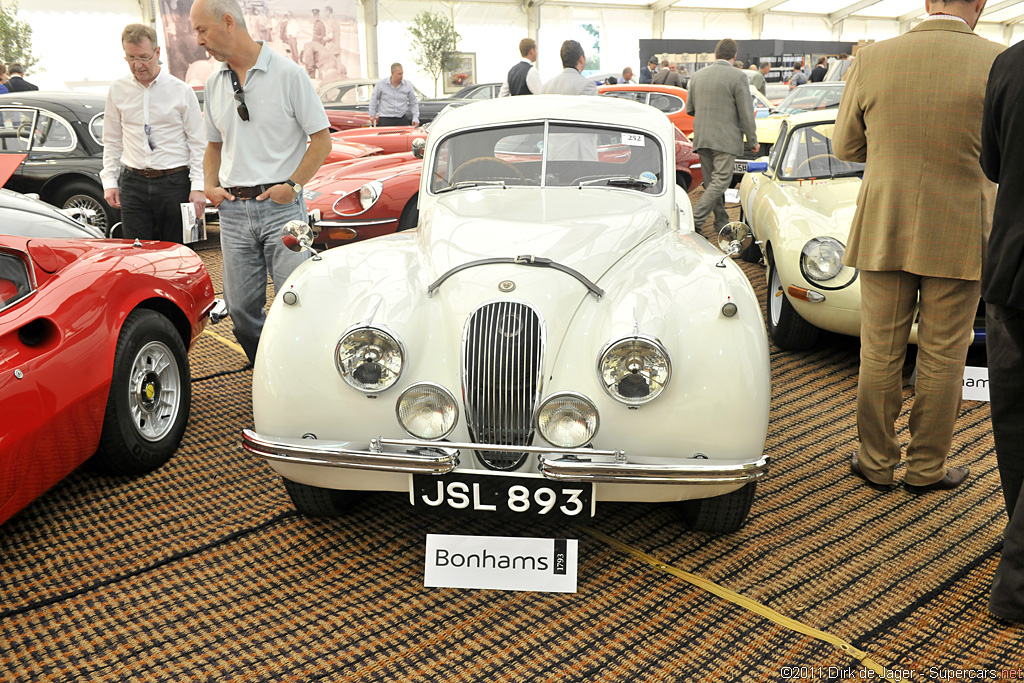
[359,180,383,210]
[537,392,599,449]
[800,237,845,282]
[598,335,671,405]
[397,383,458,440]
[335,326,404,393]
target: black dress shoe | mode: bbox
[850,453,895,491]
[904,466,969,494]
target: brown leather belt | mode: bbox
[125,165,189,178]
[225,183,287,200]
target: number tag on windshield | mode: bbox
[621,133,645,147]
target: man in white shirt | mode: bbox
[191,0,331,365]
[498,38,541,97]
[368,63,419,127]
[101,23,205,242]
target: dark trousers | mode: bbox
[378,115,412,127]
[987,303,1024,620]
[119,168,191,243]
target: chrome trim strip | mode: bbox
[539,454,770,485]
[242,429,457,474]
[315,218,397,228]
[243,430,769,485]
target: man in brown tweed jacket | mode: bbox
[834,0,1001,493]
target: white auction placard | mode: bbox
[962,366,990,402]
[424,534,578,593]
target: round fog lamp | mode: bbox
[397,383,458,440]
[537,392,599,449]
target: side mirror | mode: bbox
[746,160,769,173]
[716,221,753,267]
[282,219,319,259]
[412,137,425,159]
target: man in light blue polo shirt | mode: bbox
[368,63,419,127]
[191,0,331,365]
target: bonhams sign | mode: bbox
[424,534,578,593]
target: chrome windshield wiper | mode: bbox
[435,180,507,194]
[577,176,654,188]
[427,255,604,299]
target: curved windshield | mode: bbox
[778,122,864,180]
[774,83,845,116]
[429,122,665,194]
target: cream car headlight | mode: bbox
[397,383,458,440]
[335,325,404,393]
[359,180,383,210]
[800,237,845,282]
[598,335,671,405]
[537,392,599,448]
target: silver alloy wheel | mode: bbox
[129,340,182,441]
[770,260,784,327]
[63,194,109,231]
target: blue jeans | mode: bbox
[218,194,311,363]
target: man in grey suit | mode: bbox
[542,40,598,96]
[685,38,758,236]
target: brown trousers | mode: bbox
[856,270,979,486]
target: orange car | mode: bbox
[599,84,694,135]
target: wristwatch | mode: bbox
[285,179,302,195]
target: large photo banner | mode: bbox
[158,0,361,90]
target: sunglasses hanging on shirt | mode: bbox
[228,69,250,122]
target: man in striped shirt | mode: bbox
[369,63,419,127]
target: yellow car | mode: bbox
[734,82,846,178]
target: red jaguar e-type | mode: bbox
[0,189,220,525]
[304,126,702,249]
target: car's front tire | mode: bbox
[282,478,363,517]
[766,252,820,350]
[680,483,756,533]
[92,309,191,475]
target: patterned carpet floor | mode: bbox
[1,199,1021,681]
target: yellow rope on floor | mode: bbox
[581,526,892,675]
[203,328,248,358]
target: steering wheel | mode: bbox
[449,156,524,184]
[795,153,841,175]
[16,123,45,147]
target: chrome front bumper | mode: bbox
[242,430,770,485]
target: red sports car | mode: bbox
[329,125,428,156]
[0,189,220,525]
[304,127,701,250]
[324,137,383,165]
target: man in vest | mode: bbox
[498,38,541,97]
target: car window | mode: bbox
[33,112,76,152]
[430,122,664,193]
[89,113,104,146]
[774,84,845,116]
[601,90,645,105]
[0,251,33,311]
[752,94,770,118]
[778,122,864,180]
[768,122,787,172]
[0,108,36,153]
[648,93,684,114]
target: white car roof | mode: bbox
[428,94,674,141]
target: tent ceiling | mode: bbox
[537,0,1024,24]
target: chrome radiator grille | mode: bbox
[462,301,544,470]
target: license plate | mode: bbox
[412,472,593,519]
[733,161,748,173]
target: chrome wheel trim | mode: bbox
[129,340,182,442]
[770,261,783,328]
[63,194,109,230]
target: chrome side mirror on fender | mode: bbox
[282,219,321,260]
[716,221,753,268]
[412,137,425,159]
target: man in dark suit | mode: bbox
[639,57,657,84]
[685,38,757,235]
[810,56,828,82]
[6,64,38,92]
[834,0,1001,493]
[981,37,1024,624]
